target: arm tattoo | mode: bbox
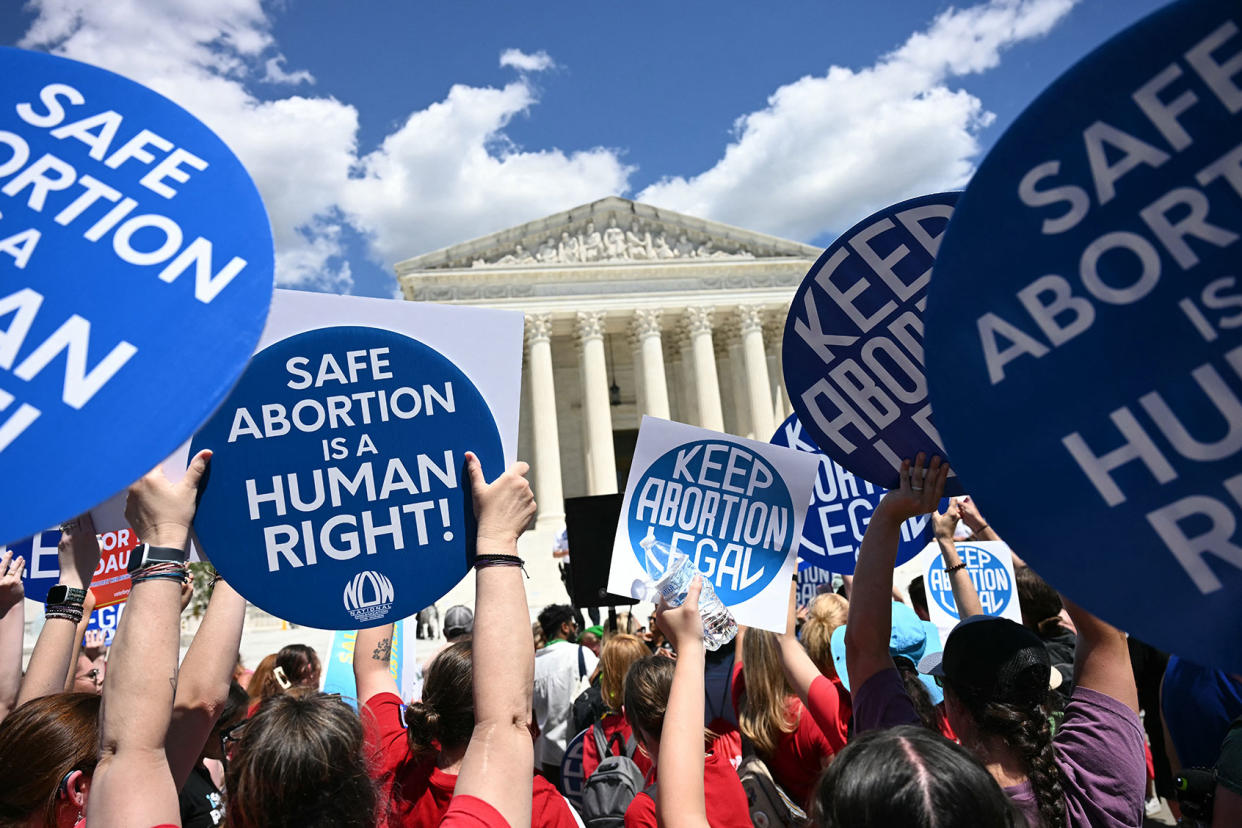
[372,638,392,662]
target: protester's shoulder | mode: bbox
[623,791,656,828]
[852,667,920,733]
[532,774,578,827]
[440,795,511,828]
[1053,686,1147,828]
[1060,686,1144,743]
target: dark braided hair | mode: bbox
[953,689,1066,828]
[895,657,946,735]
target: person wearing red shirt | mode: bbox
[581,634,653,780]
[731,626,842,808]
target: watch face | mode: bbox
[46,585,66,604]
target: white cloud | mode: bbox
[638,0,1078,241]
[262,55,314,86]
[499,48,556,73]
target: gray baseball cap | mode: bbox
[444,605,474,638]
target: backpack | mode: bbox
[737,734,808,828]
[579,726,645,828]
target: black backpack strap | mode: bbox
[578,645,588,680]
[606,729,626,758]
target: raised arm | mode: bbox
[90,450,210,828]
[957,496,1000,542]
[63,594,99,692]
[844,455,947,694]
[776,579,820,702]
[452,453,537,828]
[353,621,398,705]
[18,515,101,705]
[654,578,710,828]
[931,500,983,620]
[0,550,25,722]
[1063,595,1138,714]
[166,577,247,789]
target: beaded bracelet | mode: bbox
[131,562,189,586]
[943,562,967,574]
[45,604,84,624]
[474,554,529,578]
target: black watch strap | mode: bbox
[128,543,188,574]
[46,585,87,606]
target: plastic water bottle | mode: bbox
[634,537,737,651]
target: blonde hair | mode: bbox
[600,634,650,712]
[800,593,848,679]
[739,628,797,758]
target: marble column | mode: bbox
[739,305,776,441]
[628,328,647,418]
[765,314,792,423]
[525,313,564,526]
[576,310,618,495]
[630,309,670,421]
[719,319,751,438]
[685,306,724,432]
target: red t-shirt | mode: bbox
[440,795,510,828]
[363,692,577,828]
[581,712,654,780]
[622,747,750,828]
[806,674,853,748]
[730,661,841,806]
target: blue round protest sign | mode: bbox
[627,438,795,605]
[926,0,1242,670]
[0,48,274,545]
[783,192,963,495]
[190,326,503,630]
[925,544,1014,621]
[771,413,938,575]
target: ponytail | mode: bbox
[406,641,476,757]
[975,700,1066,828]
[894,657,946,735]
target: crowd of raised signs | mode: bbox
[0,450,1240,828]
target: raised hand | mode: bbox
[931,497,962,541]
[58,513,101,589]
[876,453,949,524]
[465,452,536,546]
[0,550,25,613]
[957,496,986,532]
[655,576,704,653]
[125,449,211,551]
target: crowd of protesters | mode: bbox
[0,448,1239,828]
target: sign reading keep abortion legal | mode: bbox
[0,48,275,545]
[608,416,819,632]
[190,326,505,630]
[923,541,1022,642]
[784,193,961,495]
[925,0,1242,671]
[771,413,937,575]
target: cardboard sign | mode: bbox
[190,326,505,630]
[4,526,139,606]
[923,541,1022,642]
[0,48,274,545]
[84,602,126,647]
[608,416,819,632]
[925,0,1242,670]
[771,413,938,574]
[783,193,962,495]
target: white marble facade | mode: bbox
[396,197,819,541]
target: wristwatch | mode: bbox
[128,543,188,574]
[46,585,87,606]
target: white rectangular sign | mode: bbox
[923,540,1023,642]
[607,417,819,633]
[90,289,524,540]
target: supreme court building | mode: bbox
[395,196,821,608]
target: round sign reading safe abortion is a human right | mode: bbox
[191,326,503,630]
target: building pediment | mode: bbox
[395,196,821,273]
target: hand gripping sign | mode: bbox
[4,526,140,607]
[608,417,819,632]
[770,413,937,575]
[0,49,275,545]
[926,0,1242,671]
[784,193,962,495]
[189,326,504,630]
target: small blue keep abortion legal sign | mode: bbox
[926,0,1242,671]
[190,326,504,630]
[0,48,274,545]
[771,413,938,575]
[783,193,962,495]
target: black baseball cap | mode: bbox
[918,615,1060,705]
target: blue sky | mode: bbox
[3,0,1169,298]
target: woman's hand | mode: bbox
[0,551,24,613]
[466,452,536,547]
[875,453,949,525]
[931,497,961,541]
[58,513,101,589]
[656,576,704,654]
[125,450,211,551]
